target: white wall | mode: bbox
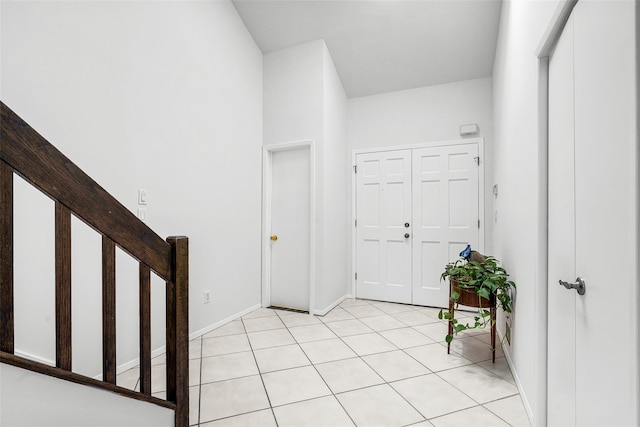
[1,0,263,376]
[263,39,349,314]
[347,77,493,151]
[263,40,325,146]
[321,43,348,311]
[491,0,568,423]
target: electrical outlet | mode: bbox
[204,291,210,304]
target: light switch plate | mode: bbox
[138,189,148,205]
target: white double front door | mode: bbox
[355,143,480,307]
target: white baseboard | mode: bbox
[112,346,167,377]
[313,294,351,316]
[500,332,534,426]
[112,303,262,378]
[12,347,156,380]
[188,303,261,340]
[14,350,55,367]
[15,304,266,381]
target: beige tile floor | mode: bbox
[117,298,531,426]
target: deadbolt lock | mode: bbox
[270,235,278,241]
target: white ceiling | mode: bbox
[232,0,503,98]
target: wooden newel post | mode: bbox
[166,236,189,427]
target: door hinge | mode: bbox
[478,219,480,228]
[353,165,357,174]
[355,272,358,280]
[355,219,357,227]
[474,156,480,165]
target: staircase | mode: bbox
[0,101,189,426]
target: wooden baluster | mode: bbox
[166,236,189,427]
[102,236,116,384]
[139,263,151,395]
[55,202,72,370]
[0,161,14,353]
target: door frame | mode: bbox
[350,138,485,299]
[262,140,316,312]
[535,1,577,425]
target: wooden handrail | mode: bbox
[0,101,172,282]
[0,102,189,426]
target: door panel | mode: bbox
[270,147,310,311]
[356,150,412,304]
[420,180,440,226]
[548,2,637,425]
[572,1,636,424]
[547,11,576,426]
[412,145,479,308]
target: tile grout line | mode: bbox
[390,343,509,424]
[340,300,518,425]
[481,398,522,427]
[280,300,445,424]
[355,302,435,425]
[196,335,203,427]
[333,301,430,426]
[196,300,526,426]
[241,314,280,427]
[197,317,274,425]
[421,335,521,424]
[282,312,360,427]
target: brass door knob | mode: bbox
[270,235,278,241]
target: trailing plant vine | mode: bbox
[438,255,516,343]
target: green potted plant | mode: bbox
[438,249,516,344]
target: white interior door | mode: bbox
[547,2,637,425]
[355,150,412,304]
[270,147,310,311]
[547,10,576,425]
[412,144,479,308]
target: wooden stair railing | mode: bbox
[0,101,189,427]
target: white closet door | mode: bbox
[270,147,310,311]
[548,2,638,425]
[411,144,479,308]
[355,150,412,304]
[547,10,576,425]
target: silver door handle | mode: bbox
[558,277,586,295]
